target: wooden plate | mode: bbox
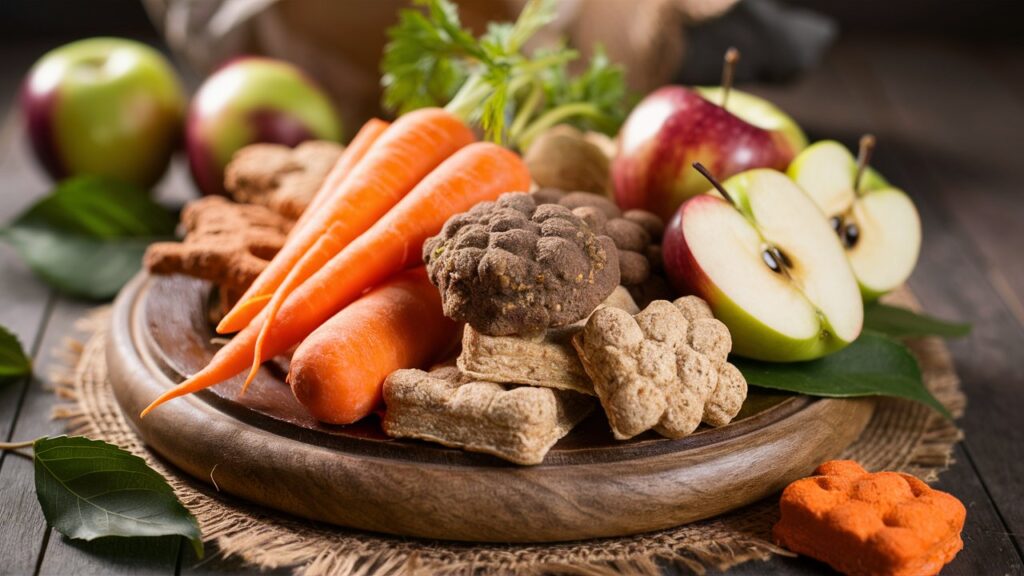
[107,273,874,543]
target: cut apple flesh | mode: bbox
[682,170,862,360]
[789,140,920,298]
[847,189,922,298]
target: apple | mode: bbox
[21,37,186,187]
[612,85,806,221]
[663,166,863,362]
[186,57,342,196]
[788,138,921,300]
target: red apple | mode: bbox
[21,37,185,187]
[186,57,342,196]
[613,86,806,220]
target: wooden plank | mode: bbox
[1,299,180,575]
[828,38,1024,558]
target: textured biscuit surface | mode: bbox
[457,286,640,395]
[144,196,291,292]
[423,192,620,336]
[225,140,343,219]
[573,296,747,439]
[382,368,594,465]
[773,460,966,576]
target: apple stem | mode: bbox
[692,162,738,207]
[854,134,876,196]
[721,47,741,109]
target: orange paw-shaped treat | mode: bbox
[773,460,966,576]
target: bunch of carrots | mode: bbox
[141,0,625,424]
[141,109,531,422]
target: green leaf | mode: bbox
[864,302,971,339]
[2,176,175,300]
[733,332,951,419]
[0,324,31,380]
[33,436,203,556]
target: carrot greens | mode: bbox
[381,0,626,148]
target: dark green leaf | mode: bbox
[0,324,31,380]
[733,332,951,418]
[864,302,971,339]
[33,436,203,556]
[2,177,175,300]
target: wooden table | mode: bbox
[1,35,1022,575]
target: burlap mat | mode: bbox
[52,290,964,576]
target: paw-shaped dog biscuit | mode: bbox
[773,460,966,576]
[573,296,747,439]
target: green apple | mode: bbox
[662,167,863,362]
[788,139,921,299]
[186,57,342,195]
[21,37,186,187]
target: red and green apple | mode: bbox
[612,85,806,220]
[186,57,342,196]
[663,167,863,362]
[788,138,921,300]
[21,37,186,187]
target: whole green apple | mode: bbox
[613,85,807,221]
[662,167,863,362]
[186,57,342,196]
[21,37,186,187]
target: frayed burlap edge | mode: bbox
[50,288,964,576]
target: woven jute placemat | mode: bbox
[51,290,964,575]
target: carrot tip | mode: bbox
[217,294,272,334]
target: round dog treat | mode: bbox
[424,192,620,336]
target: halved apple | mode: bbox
[788,140,921,300]
[663,168,863,362]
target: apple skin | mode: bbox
[662,174,862,362]
[21,37,186,187]
[186,57,342,196]
[613,86,806,221]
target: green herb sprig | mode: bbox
[381,0,626,149]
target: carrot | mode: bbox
[216,109,473,334]
[220,119,390,331]
[288,267,460,424]
[140,142,530,417]
[295,118,390,231]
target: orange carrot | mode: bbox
[288,267,460,424]
[293,118,390,232]
[140,142,530,417]
[216,109,473,334]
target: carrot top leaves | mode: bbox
[381,0,626,148]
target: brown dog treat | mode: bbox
[532,190,665,288]
[225,140,343,219]
[457,286,639,395]
[145,196,291,292]
[618,250,651,286]
[604,218,650,252]
[459,325,593,395]
[424,192,620,336]
[623,209,665,241]
[382,368,594,465]
[559,191,621,219]
[626,274,674,309]
[573,297,747,440]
